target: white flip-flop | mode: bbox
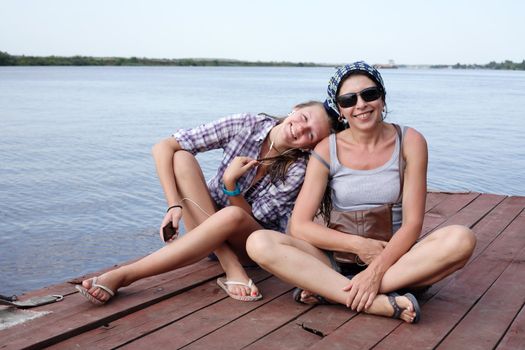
[216,277,262,302]
[75,277,115,305]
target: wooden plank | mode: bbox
[179,290,315,350]
[244,193,506,350]
[244,320,322,350]
[246,305,356,350]
[425,192,450,212]
[309,199,525,350]
[435,193,505,228]
[425,192,479,218]
[249,193,505,349]
[420,192,480,237]
[468,196,525,258]
[15,257,147,301]
[47,268,270,349]
[496,304,525,350]
[119,276,298,349]
[245,192,488,350]
[372,208,525,350]
[0,260,224,350]
[2,193,523,350]
[418,195,524,303]
[436,244,525,349]
[245,193,507,350]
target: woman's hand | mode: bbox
[342,265,384,312]
[356,238,388,265]
[222,156,258,188]
[159,207,183,243]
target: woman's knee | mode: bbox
[441,225,477,262]
[246,230,280,264]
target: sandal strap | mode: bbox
[92,277,115,297]
[223,279,254,289]
[388,293,402,319]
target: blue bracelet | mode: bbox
[222,183,241,196]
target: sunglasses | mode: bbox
[336,86,383,108]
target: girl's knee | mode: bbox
[173,150,196,163]
[173,151,199,176]
[246,230,279,263]
[218,206,251,225]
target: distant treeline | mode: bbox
[0,51,321,67]
[430,60,525,70]
[1,51,524,70]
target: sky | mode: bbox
[1,0,524,65]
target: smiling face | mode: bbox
[337,74,385,129]
[278,103,331,150]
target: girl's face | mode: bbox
[279,104,331,150]
[337,74,384,129]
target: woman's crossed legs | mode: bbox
[246,225,475,323]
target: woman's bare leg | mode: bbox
[171,151,261,296]
[83,207,262,302]
[378,225,476,293]
[247,230,418,322]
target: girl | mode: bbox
[77,101,337,304]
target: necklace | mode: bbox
[258,125,301,165]
[262,137,275,159]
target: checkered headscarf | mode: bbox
[324,61,386,118]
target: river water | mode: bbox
[1,66,524,295]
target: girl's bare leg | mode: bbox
[171,151,261,296]
[83,207,262,302]
[171,150,217,228]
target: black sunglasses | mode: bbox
[336,86,383,108]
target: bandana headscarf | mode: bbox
[324,61,386,118]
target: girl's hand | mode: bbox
[159,207,182,243]
[223,156,258,187]
[342,265,383,312]
[356,238,388,265]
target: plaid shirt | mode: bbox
[173,113,307,232]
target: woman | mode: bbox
[246,62,476,323]
[76,101,336,304]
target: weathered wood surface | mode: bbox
[1,192,523,350]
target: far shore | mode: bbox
[1,52,524,70]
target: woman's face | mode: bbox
[337,74,384,129]
[279,104,331,150]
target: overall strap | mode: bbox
[310,150,330,170]
[393,124,405,203]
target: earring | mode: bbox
[338,115,346,123]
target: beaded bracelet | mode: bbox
[166,204,183,212]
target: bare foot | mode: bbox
[81,270,124,303]
[294,289,332,305]
[223,270,260,298]
[367,294,418,323]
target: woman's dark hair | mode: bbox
[259,101,340,184]
[317,185,331,224]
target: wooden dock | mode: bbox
[1,192,524,349]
